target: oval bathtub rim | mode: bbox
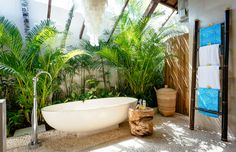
[41,97,137,112]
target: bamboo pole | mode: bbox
[221,9,230,142]
[161,10,175,28]
[189,19,199,130]
[142,0,160,18]
[107,0,129,42]
[79,22,85,39]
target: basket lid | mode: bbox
[156,85,177,94]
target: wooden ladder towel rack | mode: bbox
[189,9,230,142]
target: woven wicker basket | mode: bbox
[155,85,177,116]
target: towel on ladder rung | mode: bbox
[200,23,222,47]
[199,44,220,66]
[197,88,220,118]
[198,65,220,89]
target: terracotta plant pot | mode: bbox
[155,85,177,116]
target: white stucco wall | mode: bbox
[189,0,236,139]
[0,0,125,46]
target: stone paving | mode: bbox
[7,113,236,152]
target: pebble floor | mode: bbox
[7,113,236,152]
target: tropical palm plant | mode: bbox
[0,16,85,124]
[80,39,113,90]
[98,13,179,105]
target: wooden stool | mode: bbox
[128,107,154,136]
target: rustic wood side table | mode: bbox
[128,107,154,136]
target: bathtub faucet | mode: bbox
[28,71,52,149]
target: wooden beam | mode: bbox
[107,0,129,42]
[47,0,52,19]
[161,9,175,27]
[174,1,178,9]
[160,2,177,10]
[79,21,85,39]
[143,0,160,18]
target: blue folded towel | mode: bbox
[200,24,222,47]
[197,88,220,118]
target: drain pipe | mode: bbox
[28,71,52,149]
[0,99,6,152]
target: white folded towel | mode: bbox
[198,65,220,89]
[199,44,220,66]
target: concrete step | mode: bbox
[13,125,46,137]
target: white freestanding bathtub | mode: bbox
[41,97,137,133]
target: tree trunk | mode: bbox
[101,58,107,89]
[47,0,52,19]
[20,0,30,37]
[60,4,75,48]
[82,68,86,94]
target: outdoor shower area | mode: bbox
[0,0,236,152]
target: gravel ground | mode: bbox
[7,113,236,152]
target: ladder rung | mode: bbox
[194,107,222,115]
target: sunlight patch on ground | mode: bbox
[118,138,144,148]
[160,121,227,152]
[90,145,123,152]
[164,121,186,135]
[91,138,145,152]
[198,141,224,152]
[162,121,197,146]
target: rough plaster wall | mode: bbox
[60,67,118,94]
[189,0,236,139]
[0,0,119,93]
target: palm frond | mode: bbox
[0,16,23,54]
[0,52,24,80]
[23,21,58,67]
[26,19,55,42]
[49,49,87,79]
[97,48,119,67]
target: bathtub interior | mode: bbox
[42,97,138,112]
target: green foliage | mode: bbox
[0,17,23,52]
[79,40,113,90]
[77,78,122,101]
[97,13,179,106]
[7,110,27,136]
[98,28,165,103]
[0,17,85,135]
[0,1,181,136]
